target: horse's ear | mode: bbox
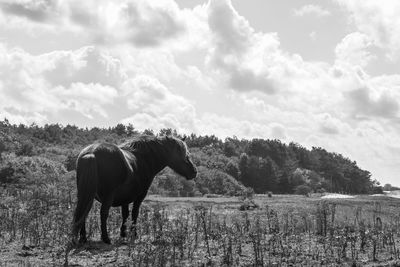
[181,136,187,142]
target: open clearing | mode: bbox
[1,194,400,266]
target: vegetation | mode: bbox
[0,119,382,195]
[1,192,400,266]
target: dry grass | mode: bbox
[1,188,400,266]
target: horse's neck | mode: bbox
[135,146,167,184]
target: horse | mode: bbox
[71,135,197,245]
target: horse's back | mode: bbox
[77,143,130,200]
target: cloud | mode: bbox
[335,32,375,67]
[347,87,399,119]
[270,123,287,139]
[197,113,287,139]
[0,0,186,48]
[122,1,185,47]
[228,66,277,93]
[52,83,118,118]
[293,5,331,17]
[43,46,126,88]
[0,0,58,23]
[0,44,200,128]
[0,45,122,123]
[316,113,344,135]
[335,0,400,60]
[309,31,317,41]
[207,0,253,54]
[206,0,280,94]
[121,75,197,132]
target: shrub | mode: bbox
[0,155,66,185]
[295,184,312,196]
[0,139,6,160]
[195,166,246,196]
[316,188,327,194]
[64,153,77,171]
[239,187,255,201]
[0,162,15,184]
[16,141,34,156]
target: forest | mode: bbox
[0,119,383,196]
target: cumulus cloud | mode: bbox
[0,0,186,47]
[0,0,59,23]
[197,113,287,140]
[206,0,280,94]
[43,46,126,88]
[293,5,331,17]
[347,87,399,119]
[121,75,197,132]
[0,44,202,128]
[335,32,375,67]
[52,83,118,118]
[123,1,184,47]
[335,0,400,60]
[0,45,123,123]
[316,113,345,135]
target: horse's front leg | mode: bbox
[100,196,113,244]
[130,200,143,238]
[79,223,87,244]
[120,204,129,238]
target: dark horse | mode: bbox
[71,135,197,244]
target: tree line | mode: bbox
[0,119,384,196]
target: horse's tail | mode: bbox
[71,153,98,243]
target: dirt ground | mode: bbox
[1,194,400,266]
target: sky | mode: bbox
[0,0,399,186]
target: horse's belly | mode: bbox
[111,185,135,207]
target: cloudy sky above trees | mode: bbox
[0,0,399,186]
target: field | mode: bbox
[1,192,400,266]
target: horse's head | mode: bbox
[164,136,197,180]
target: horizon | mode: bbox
[0,0,400,186]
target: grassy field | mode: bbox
[1,192,400,266]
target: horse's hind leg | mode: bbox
[120,204,129,238]
[100,196,113,244]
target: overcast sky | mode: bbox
[0,0,399,186]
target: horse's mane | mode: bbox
[119,135,186,155]
[120,135,162,154]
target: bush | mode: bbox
[238,187,255,201]
[0,155,66,186]
[16,141,34,156]
[295,184,312,196]
[0,139,6,160]
[64,153,77,171]
[316,188,327,194]
[0,162,15,184]
[195,166,247,196]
